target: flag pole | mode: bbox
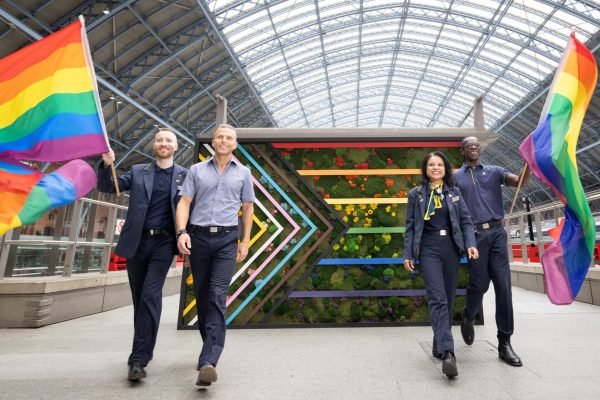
[110,162,121,196]
[508,164,528,215]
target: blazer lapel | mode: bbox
[416,186,427,219]
[171,164,183,200]
[143,162,154,201]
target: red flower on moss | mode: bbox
[306,161,314,167]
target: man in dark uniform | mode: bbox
[454,136,529,367]
[98,128,188,381]
[176,124,254,387]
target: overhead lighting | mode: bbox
[102,7,110,15]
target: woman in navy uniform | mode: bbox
[403,151,478,379]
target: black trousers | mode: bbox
[190,228,238,367]
[464,226,514,342]
[419,233,461,354]
[126,234,176,366]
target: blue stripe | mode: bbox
[0,159,37,175]
[0,113,103,153]
[561,206,592,296]
[37,172,77,208]
[532,116,566,196]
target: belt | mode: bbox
[188,225,237,234]
[142,228,172,236]
[474,220,503,231]
[424,229,448,236]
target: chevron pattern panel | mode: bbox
[178,141,475,328]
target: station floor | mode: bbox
[1,286,599,400]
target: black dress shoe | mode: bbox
[460,312,475,345]
[196,363,217,387]
[441,351,458,379]
[128,362,147,381]
[432,338,442,359]
[498,342,523,367]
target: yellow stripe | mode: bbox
[249,215,266,247]
[0,215,22,236]
[553,72,579,106]
[325,198,407,204]
[0,67,93,128]
[566,80,589,167]
[183,298,196,317]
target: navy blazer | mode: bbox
[403,184,476,261]
[97,161,188,258]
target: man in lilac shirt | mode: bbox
[175,124,254,387]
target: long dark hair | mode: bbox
[419,151,455,187]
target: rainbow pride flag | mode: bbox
[519,33,597,304]
[0,18,109,235]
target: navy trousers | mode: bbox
[419,233,461,354]
[126,234,176,366]
[464,226,514,342]
[190,229,238,366]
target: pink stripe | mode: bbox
[226,175,300,306]
[54,159,97,199]
[2,134,108,162]
[541,240,574,304]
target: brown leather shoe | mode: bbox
[196,363,218,386]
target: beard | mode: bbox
[154,147,174,159]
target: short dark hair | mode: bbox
[419,151,455,187]
[461,136,479,150]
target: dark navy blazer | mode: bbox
[403,184,476,261]
[97,161,188,259]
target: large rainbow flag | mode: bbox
[519,33,597,305]
[0,18,108,235]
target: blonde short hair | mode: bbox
[213,123,236,137]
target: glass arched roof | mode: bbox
[203,0,600,129]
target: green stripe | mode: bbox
[549,95,596,253]
[17,186,51,225]
[0,92,97,143]
[563,155,596,253]
[548,95,572,172]
[347,227,406,234]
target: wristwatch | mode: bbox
[176,229,187,238]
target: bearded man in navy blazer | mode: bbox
[98,128,188,382]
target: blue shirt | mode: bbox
[454,163,508,225]
[143,164,174,229]
[180,157,255,227]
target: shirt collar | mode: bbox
[461,162,483,170]
[208,156,238,167]
[154,164,174,174]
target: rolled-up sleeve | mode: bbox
[240,168,255,203]
[180,165,197,198]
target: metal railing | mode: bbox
[504,189,600,264]
[0,198,127,279]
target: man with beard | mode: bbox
[176,124,254,387]
[98,128,188,381]
[454,136,529,367]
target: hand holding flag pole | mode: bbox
[101,149,121,196]
[508,164,529,215]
